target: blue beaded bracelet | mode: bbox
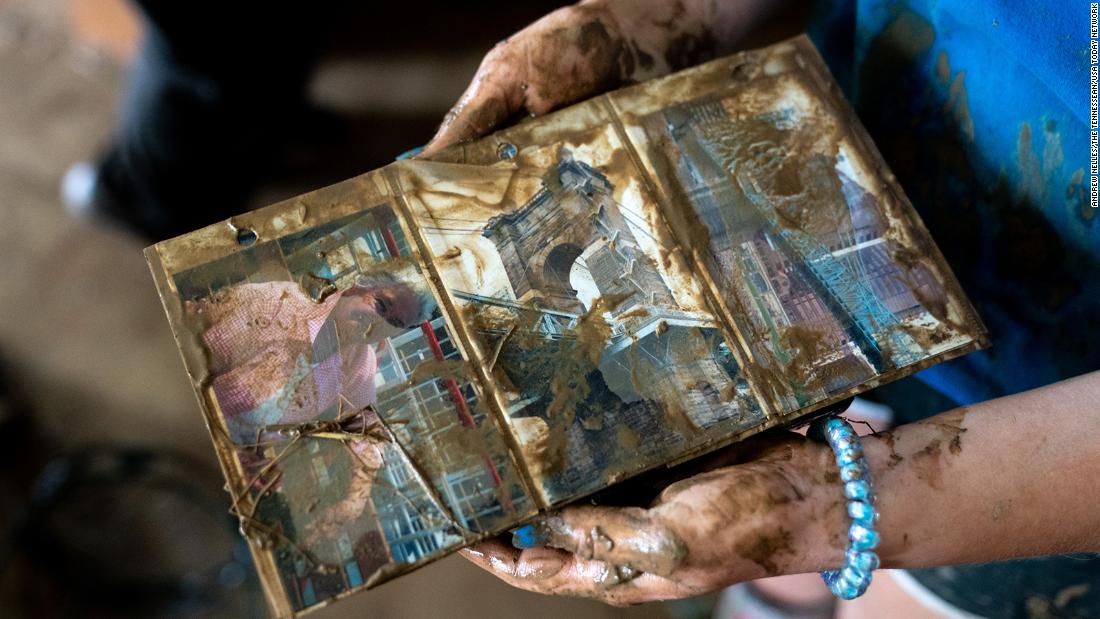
[808,416,881,600]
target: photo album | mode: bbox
[146,35,987,617]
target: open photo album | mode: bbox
[146,35,987,617]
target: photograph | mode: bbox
[402,153,765,505]
[172,205,533,611]
[636,82,975,413]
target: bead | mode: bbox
[840,461,865,482]
[849,523,880,551]
[848,500,874,521]
[833,580,859,600]
[826,424,854,441]
[834,567,868,600]
[836,577,860,598]
[844,479,871,500]
[847,549,881,572]
[833,434,856,451]
[839,565,866,588]
[853,512,879,528]
[497,142,518,160]
[826,420,853,437]
[836,445,864,465]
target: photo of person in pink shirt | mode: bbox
[189,267,435,446]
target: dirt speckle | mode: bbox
[948,433,963,455]
[616,424,641,450]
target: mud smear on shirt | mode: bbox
[1026,584,1093,619]
[936,51,975,142]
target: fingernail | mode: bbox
[487,553,515,575]
[395,145,425,160]
[458,547,485,559]
[511,523,548,549]
[515,554,565,580]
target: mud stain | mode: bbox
[735,527,793,576]
[408,357,476,386]
[879,431,905,468]
[912,438,943,489]
[438,246,462,260]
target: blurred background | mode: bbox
[0,0,702,617]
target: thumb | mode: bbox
[421,57,525,158]
[515,506,687,577]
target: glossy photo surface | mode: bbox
[147,36,987,617]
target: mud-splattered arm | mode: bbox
[460,371,1100,605]
[865,369,1100,568]
[420,0,784,157]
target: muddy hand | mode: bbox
[460,510,698,606]
[459,434,849,605]
[420,0,746,158]
[421,4,631,157]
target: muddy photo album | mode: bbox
[145,36,987,617]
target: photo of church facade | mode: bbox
[452,155,765,504]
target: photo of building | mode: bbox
[440,154,764,503]
[647,95,948,409]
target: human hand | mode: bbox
[421,0,754,157]
[459,434,847,605]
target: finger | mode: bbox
[460,539,569,581]
[460,540,697,605]
[421,51,525,157]
[523,506,687,577]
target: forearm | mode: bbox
[458,375,1099,602]
[860,371,1100,567]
